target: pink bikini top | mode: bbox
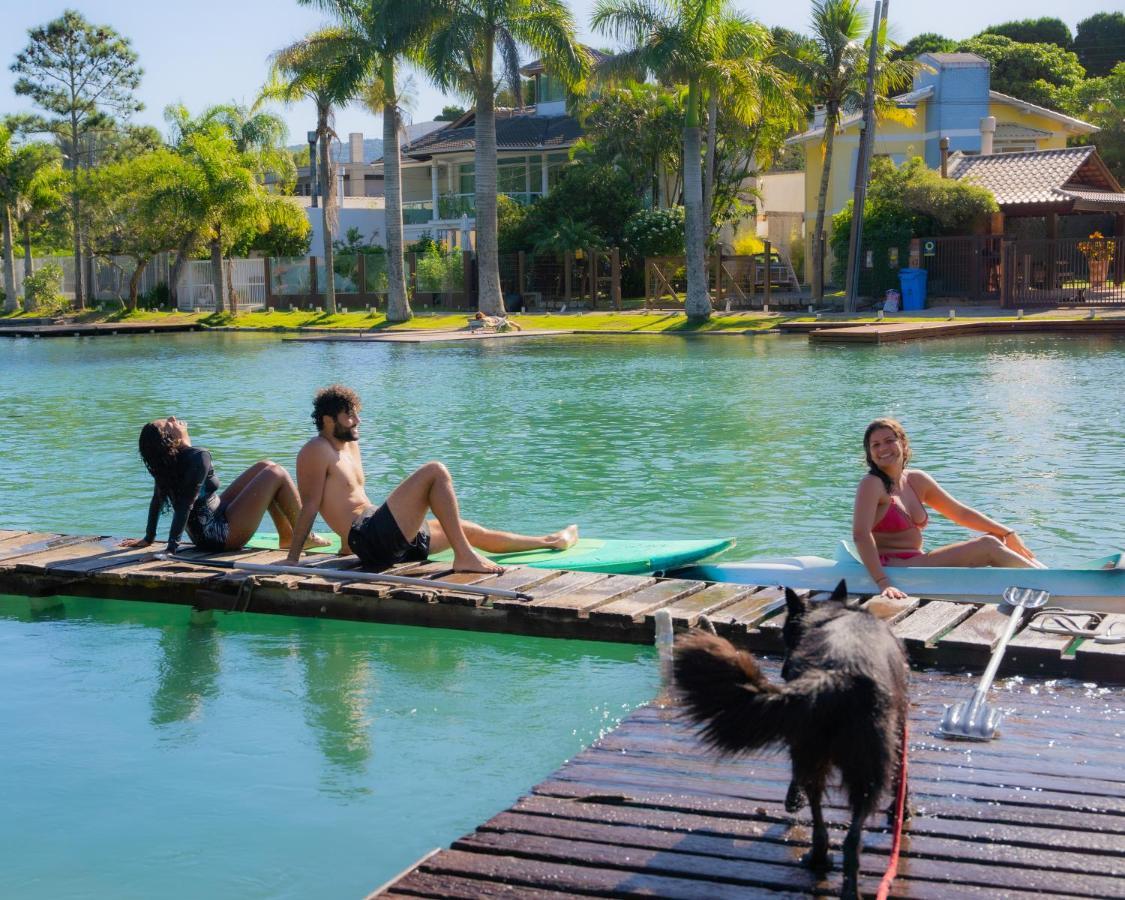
[872,481,929,534]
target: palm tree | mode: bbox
[792,0,912,300]
[594,0,786,321]
[423,0,587,315]
[166,101,295,190]
[298,0,442,323]
[264,28,367,315]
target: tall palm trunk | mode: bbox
[383,59,412,322]
[210,227,228,314]
[683,81,709,320]
[2,205,17,312]
[810,106,838,300]
[702,92,719,234]
[474,42,504,315]
[319,111,337,316]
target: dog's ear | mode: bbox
[830,578,860,609]
[785,586,808,619]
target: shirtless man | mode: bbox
[286,384,578,573]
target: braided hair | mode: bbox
[863,418,911,495]
[138,421,183,512]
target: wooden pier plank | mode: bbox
[527,574,657,616]
[893,599,976,648]
[10,536,121,572]
[645,581,757,627]
[491,571,608,610]
[590,579,705,624]
[1075,613,1125,682]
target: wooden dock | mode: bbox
[0,530,1121,683]
[0,320,201,338]
[372,669,1125,899]
[788,318,1125,344]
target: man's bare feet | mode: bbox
[452,549,504,575]
[543,524,579,551]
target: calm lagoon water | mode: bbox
[1,330,1123,897]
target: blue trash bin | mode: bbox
[898,268,928,311]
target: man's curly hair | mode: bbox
[312,384,361,430]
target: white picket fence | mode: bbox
[13,254,168,303]
[175,258,267,311]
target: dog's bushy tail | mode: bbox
[673,631,838,755]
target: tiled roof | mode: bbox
[404,114,583,156]
[994,123,1052,140]
[948,146,1125,209]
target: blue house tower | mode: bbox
[914,53,991,169]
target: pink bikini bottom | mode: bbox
[879,550,924,566]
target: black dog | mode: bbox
[673,580,908,900]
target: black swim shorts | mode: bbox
[186,494,230,552]
[348,503,431,571]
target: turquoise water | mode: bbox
[0,596,655,898]
[1,330,1124,897]
[2,330,1123,563]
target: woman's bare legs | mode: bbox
[887,535,1034,569]
[221,461,328,550]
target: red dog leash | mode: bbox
[876,719,909,900]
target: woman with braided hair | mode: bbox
[120,416,329,555]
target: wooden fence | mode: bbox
[645,245,802,310]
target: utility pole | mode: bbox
[844,0,888,312]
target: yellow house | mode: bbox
[786,52,1098,282]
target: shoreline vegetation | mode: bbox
[2,305,1123,335]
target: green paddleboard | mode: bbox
[246,533,734,575]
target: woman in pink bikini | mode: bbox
[853,418,1040,599]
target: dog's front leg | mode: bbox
[801,784,831,875]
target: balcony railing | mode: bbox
[401,200,433,225]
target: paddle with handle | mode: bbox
[938,585,1051,742]
[160,553,533,602]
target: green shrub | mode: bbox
[623,207,685,259]
[414,245,464,293]
[24,264,68,313]
[141,282,170,308]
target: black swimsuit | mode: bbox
[144,447,230,555]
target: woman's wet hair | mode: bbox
[312,384,361,430]
[863,418,911,494]
[139,421,182,510]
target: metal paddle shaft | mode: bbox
[939,586,1050,741]
[164,553,533,602]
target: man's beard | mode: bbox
[334,423,359,442]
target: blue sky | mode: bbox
[0,0,1113,147]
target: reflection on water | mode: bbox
[0,594,657,899]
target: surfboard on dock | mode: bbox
[246,532,734,575]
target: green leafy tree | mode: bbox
[434,105,467,121]
[523,163,641,253]
[231,196,312,258]
[1068,62,1125,181]
[830,156,997,296]
[594,0,797,320]
[13,147,65,281]
[11,10,143,307]
[893,32,956,61]
[979,18,1072,50]
[1074,13,1125,78]
[423,0,588,315]
[956,34,1085,110]
[787,0,914,300]
[165,101,295,191]
[0,126,63,310]
[264,26,368,315]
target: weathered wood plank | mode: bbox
[526,574,654,614]
[591,579,705,624]
[491,571,607,610]
[645,581,756,627]
[893,600,976,648]
[862,594,921,623]
[380,871,582,899]
[12,537,121,572]
[0,532,74,563]
[43,543,167,575]
[1075,613,1125,682]
[0,529,29,544]
[704,586,786,628]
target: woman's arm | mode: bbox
[852,476,905,598]
[119,489,163,548]
[913,470,1036,560]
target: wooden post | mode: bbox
[564,252,572,304]
[999,240,1009,308]
[909,238,921,268]
[309,256,318,308]
[611,247,621,311]
[264,257,275,309]
[712,252,722,309]
[763,240,772,309]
